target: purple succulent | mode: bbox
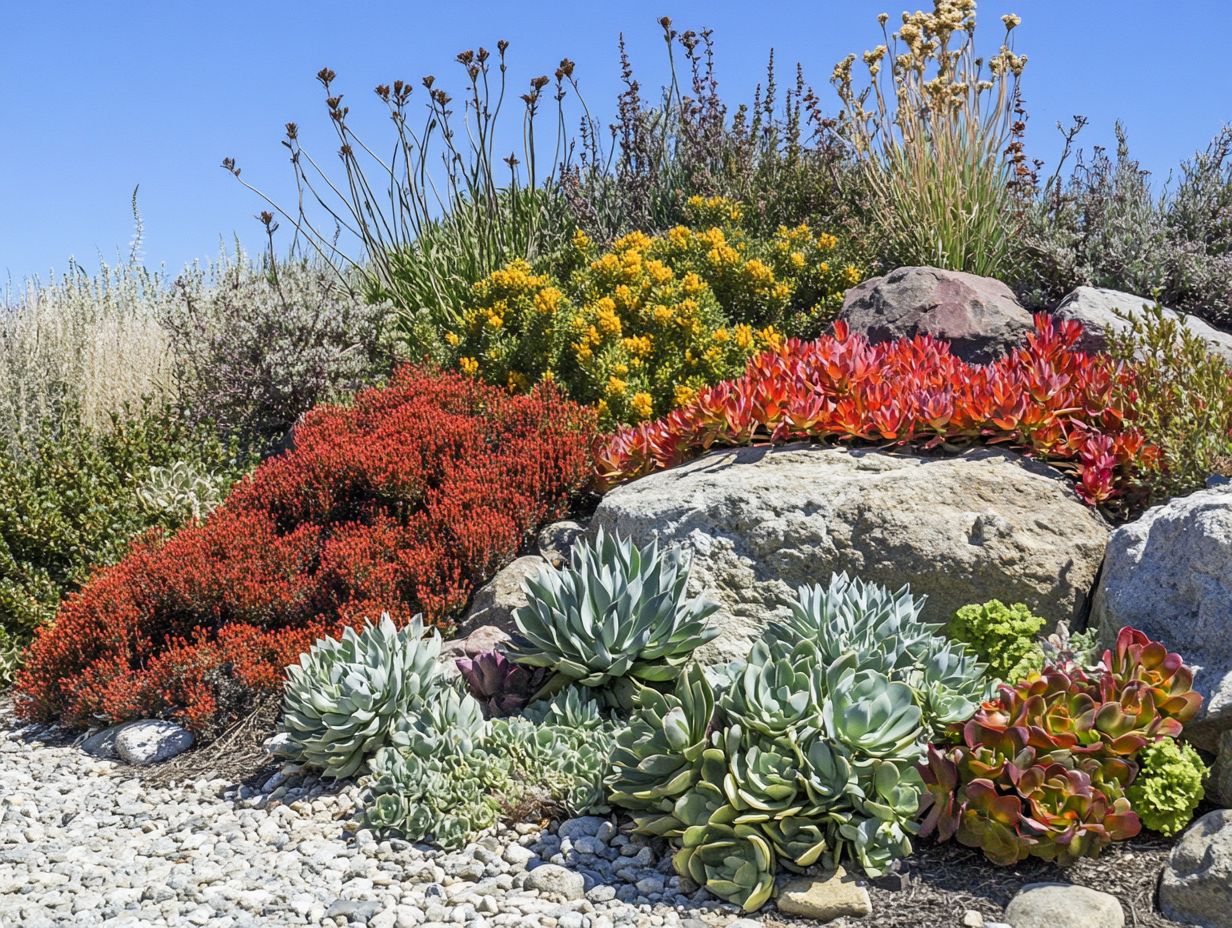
[455,649,549,717]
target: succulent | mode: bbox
[672,821,777,913]
[821,659,924,763]
[773,574,990,735]
[486,716,616,816]
[721,640,825,743]
[916,631,1198,867]
[279,613,442,778]
[522,685,608,731]
[506,528,719,704]
[608,664,716,830]
[390,683,488,758]
[949,600,1047,683]
[1103,627,1203,724]
[1126,737,1207,837]
[0,627,22,689]
[455,649,549,717]
[137,459,230,522]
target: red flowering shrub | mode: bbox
[15,367,595,734]
[918,628,1202,866]
[596,315,1156,506]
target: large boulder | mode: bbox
[1053,286,1232,365]
[1091,485,1232,750]
[1159,810,1232,928]
[454,554,549,639]
[591,445,1109,664]
[837,266,1034,363]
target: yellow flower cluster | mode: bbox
[439,198,858,427]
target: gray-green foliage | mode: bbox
[609,573,989,913]
[507,529,719,706]
[774,573,990,733]
[279,614,442,778]
[364,693,619,849]
[136,459,232,523]
[163,258,395,452]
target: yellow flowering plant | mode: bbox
[441,199,857,426]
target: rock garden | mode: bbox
[5,3,1232,927]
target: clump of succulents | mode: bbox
[949,600,1047,683]
[772,573,991,733]
[455,649,549,717]
[918,627,1203,866]
[608,575,983,913]
[507,529,719,706]
[279,613,442,778]
[1126,737,1207,837]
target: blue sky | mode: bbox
[4,1,1230,283]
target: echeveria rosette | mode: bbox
[506,528,719,705]
[455,649,549,717]
[721,639,825,743]
[608,664,715,831]
[672,821,777,914]
[279,613,442,779]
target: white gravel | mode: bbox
[0,707,751,928]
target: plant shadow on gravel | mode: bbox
[766,826,1195,928]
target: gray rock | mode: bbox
[557,816,607,843]
[538,520,587,567]
[1159,809,1232,928]
[1211,731,1232,808]
[1003,883,1123,928]
[1091,484,1232,749]
[524,863,585,900]
[775,867,872,920]
[261,732,295,757]
[79,722,138,759]
[838,265,1034,363]
[1053,286,1232,366]
[454,555,549,638]
[114,720,194,766]
[592,445,1109,664]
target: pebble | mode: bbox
[0,706,734,928]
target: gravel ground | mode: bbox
[0,697,1189,928]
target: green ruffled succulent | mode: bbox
[507,528,719,705]
[774,573,990,733]
[608,664,715,833]
[279,613,442,778]
[1126,737,1207,836]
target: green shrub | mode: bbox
[0,407,249,649]
[1107,301,1232,505]
[949,600,1047,683]
[1127,737,1207,837]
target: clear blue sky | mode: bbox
[4,1,1230,284]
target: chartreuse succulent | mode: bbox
[949,599,1047,683]
[773,573,991,733]
[1126,737,1207,836]
[279,613,443,778]
[507,528,719,706]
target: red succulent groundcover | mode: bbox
[597,315,1153,505]
[15,367,595,734]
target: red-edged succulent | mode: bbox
[917,627,1200,866]
[595,316,1152,506]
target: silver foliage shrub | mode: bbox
[164,257,396,452]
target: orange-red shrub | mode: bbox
[16,367,595,734]
[596,316,1155,506]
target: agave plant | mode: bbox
[455,649,549,717]
[280,613,442,778]
[506,529,719,704]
